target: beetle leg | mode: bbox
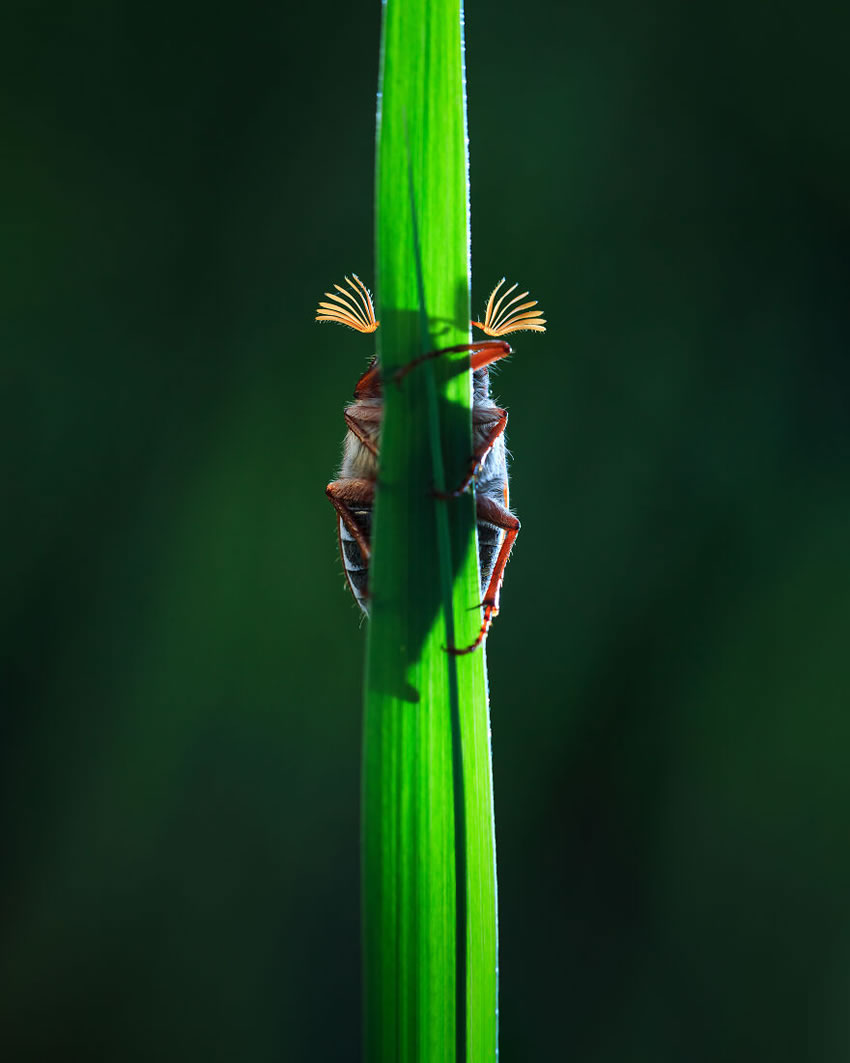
[448,495,520,655]
[326,478,374,562]
[468,343,514,372]
[435,406,508,498]
[391,341,512,387]
[344,405,382,456]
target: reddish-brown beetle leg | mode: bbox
[326,479,374,563]
[468,342,514,372]
[391,340,512,388]
[447,496,520,655]
[434,406,508,499]
[343,407,381,457]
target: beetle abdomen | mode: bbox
[339,505,503,616]
[476,517,504,596]
[339,508,372,613]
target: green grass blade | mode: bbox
[363,1,498,1061]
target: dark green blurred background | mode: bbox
[3,1,850,1059]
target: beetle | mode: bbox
[318,274,545,654]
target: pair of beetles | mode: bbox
[317,274,545,655]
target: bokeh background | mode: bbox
[3,1,850,1059]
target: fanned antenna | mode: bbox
[472,278,546,336]
[315,274,379,333]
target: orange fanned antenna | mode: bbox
[315,274,379,334]
[472,277,546,336]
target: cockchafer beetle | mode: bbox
[318,275,545,653]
